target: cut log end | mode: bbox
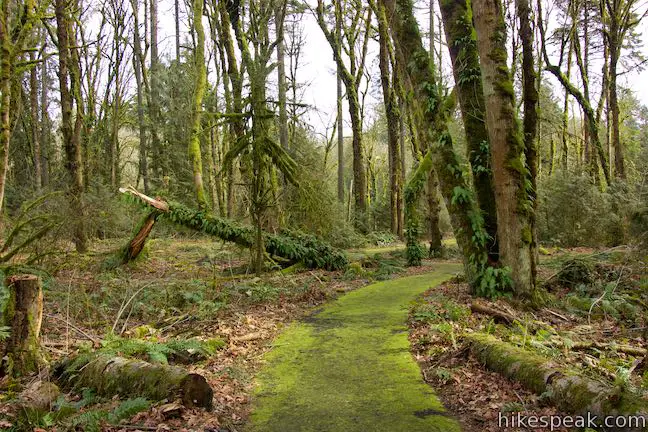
[181,374,213,409]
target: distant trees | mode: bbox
[316,0,372,231]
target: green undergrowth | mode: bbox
[78,334,225,365]
[409,252,648,398]
[342,252,406,281]
[9,391,150,432]
[248,265,462,431]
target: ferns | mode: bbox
[68,398,151,432]
[95,335,224,364]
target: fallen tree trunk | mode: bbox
[1,275,44,377]
[53,355,213,409]
[466,333,648,428]
[119,186,348,270]
[569,341,647,357]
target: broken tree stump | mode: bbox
[53,355,213,409]
[119,210,161,264]
[1,274,44,377]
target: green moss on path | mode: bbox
[248,263,462,431]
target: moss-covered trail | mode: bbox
[248,263,462,431]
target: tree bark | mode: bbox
[131,0,150,194]
[439,0,499,263]
[29,49,42,191]
[473,0,535,297]
[40,39,49,188]
[375,1,403,238]
[336,8,344,204]
[1,275,44,377]
[382,0,494,286]
[55,0,88,253]
[189,0,208,210]
[609,43,625,179]
[54,355,213,409]
[0,0,11,217]
[276,2,288,150]
[517,0,539,283]
[149,0,166,183]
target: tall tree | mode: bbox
[0,0,41,216]
[149,0,166,185]
[538,0,612,185]
[372,0,403,237]
[275,1,289,150]
[602,0,646,179]
[188,0,208,210]
[439,0,499,262]
[55,0,88,252]
[131,0,150,194]
[316,0,372,230]
[472,0,536,296]
[226,0,298,275]
[380,0,504,295]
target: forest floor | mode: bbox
[0,237,645,431]
[409,246,648,431]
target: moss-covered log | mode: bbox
[466,333,648,423]
[120,187,348,270]
[53,355,213,409]
[1,275,44,377]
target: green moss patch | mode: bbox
[247,264,462,431]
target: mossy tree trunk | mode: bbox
[439,0,499,263]
[425,172,443,257]
[1,275,44,377]
[380,0,491,286]
[374,0,403,238]
[517,0,539,281]
[55,0,88,253]
[131,0,150,195]
[472,0,535,297]
[188,0,209,211]
[54,355,213,409]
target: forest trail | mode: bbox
[247,263,462,431]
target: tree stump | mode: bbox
[1,274,44,377]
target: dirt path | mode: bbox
[247,263,462,431]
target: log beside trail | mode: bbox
[466,333,648,430]
[53,355,213,409]
[118,186,348,270]
[1,274,44,377]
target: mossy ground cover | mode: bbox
[248,264,462,431]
